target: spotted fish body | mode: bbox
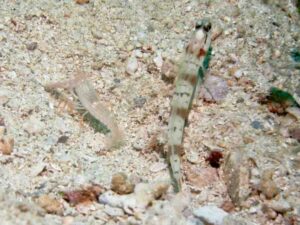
[167,19,212,192]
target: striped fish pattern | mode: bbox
[167,19,212,192]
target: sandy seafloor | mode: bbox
[0,0,300,224]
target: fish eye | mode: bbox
[195,21,203,30]
[203,22,211,32]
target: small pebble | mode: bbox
[93,210,108,221]
[91,61,105,71]
[237,25,246,38]
[153,54,163,69]
[286,107,300,121]
[221,200,235,213]
[228,5,240,17]
[193,205,228,225]
[133,96,146,108]
[265,207,277,219]
[0,96,9,105]
[185,5,192,12]
[227,53,238,64]
[57,135,69,144]
[23,117,45,135]
[26,42,37,51]
[37,195,63,215]
[259,170,280,199]
[126,45,134,52]
[187,151,199,164]
[0,137,14,155]
[251,120,263,129]
[268,197,292,213]
[228,67,237,77]
[223,215,258,225]
[91,29,103,39]
[30,163,46,176]
[75,0,89,4]
[236,97,244,103]
[111,172,134,195]
[76,203,96,214]
[186,166,218,188]
[273,49,281,58]
[233,69,243,79]
[126,57,138,75]
[147,25,155,32]
[62,216,74,225]
[149,162,168,173]
[104,205,124,217]
[133,139,145,151]
[134,49,143,58]
[248,205,260,214]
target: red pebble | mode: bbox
[206,150,223,168]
